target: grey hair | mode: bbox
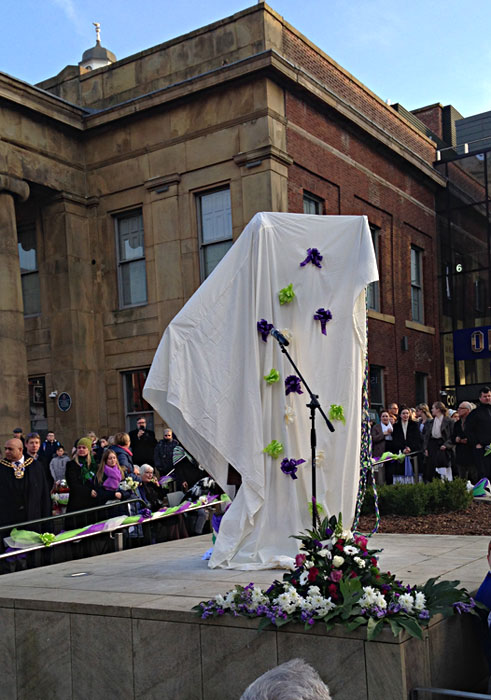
[459,401,472,411]
[139,464,153,475]
[240,658,332,700]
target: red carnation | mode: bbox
[328,583,338,600]
[335,542,344,551]
[370,557,378,566]
[308,567,319,583]
[349,571,358,578]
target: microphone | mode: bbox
[270,328,289,346]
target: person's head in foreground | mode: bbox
[240,658,332,700]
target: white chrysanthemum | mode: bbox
[353,557,366,568]
[332,555,344,568]
[223,590,237,609]
[280,328,293,342]
[215,594,227,608]
[414,592,426,611]
[275,588,302,614]
[341,529,354,542]
[359,586,387,610]
[251,587,268,607]
[304,560,314,569]
[308,586,321,596]
[285,406,296,425]
[299,570,309,585]
[398,593,414,613]
[318,548,331,559]
[344,545,358,555]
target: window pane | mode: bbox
[303,194,322,215]
[121,259,147,306]
[124,370,152,413]
[203,240,233,277]
[200,190,232,243]
[22,272,41,315]
[369,365,384,407]
[118,213,144,261]
[29,376,48,433]
[18,226,37,273]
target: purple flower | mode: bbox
[300,248,323,269]
[280,458,306,480]
[140,508,152,519]
[419,610,430,620]
[257,318,273,342]
[285,374,303,395]
[453,600,475,615]
[313,308,333,335]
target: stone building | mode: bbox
[1,3,458,444]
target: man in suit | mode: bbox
[0,438,51,527]
[129,416,157,467]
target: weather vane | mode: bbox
[93,22,101,44]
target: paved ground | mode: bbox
[0,532,488,612]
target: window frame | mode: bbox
[410,245,424,323]
[367,225,381,312]
[369,364,385,412]
[415,372,428,406]
[114,208,147,309]
[303,192,324,215]
[122,368,154,432]
[18,223,41,317]
[196,186,233,280]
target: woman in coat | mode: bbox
[391,407,422,484]
[423,402,454,482]
[65,437,98,527]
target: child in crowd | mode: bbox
[94,449,126,503]
[49,444,69,483]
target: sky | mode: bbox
[1,0,489,118]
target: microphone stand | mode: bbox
[273,336,335,528]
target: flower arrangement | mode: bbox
[120,476,139,493]
[194,514,481,641]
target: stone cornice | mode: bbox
[234,145,293,168]
[0,174,29,201]
[0,72,86,130]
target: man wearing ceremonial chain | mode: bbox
[0,439,51,528]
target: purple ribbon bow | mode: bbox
[285,374,303,395]
[280,458,306,479]
[257,318,274,342]
[300,248,323,269]
[313,308,332,335]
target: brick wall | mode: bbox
[284,90,441,407]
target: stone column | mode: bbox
[0,175,30,443]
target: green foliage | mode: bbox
[361,478,472,517]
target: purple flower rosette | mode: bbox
[280,457,305,479]
[313,308,332,335]
[257,318,274,342]
[285,374,303,395]
[300,247,323,269]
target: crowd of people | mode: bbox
[370,386,491,486]
[0,418,209,556]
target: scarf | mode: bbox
[103,464,122,491]
[79,457,96,484]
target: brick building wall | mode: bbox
[284,91,440,408]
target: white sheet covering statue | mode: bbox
[143,213,378,570]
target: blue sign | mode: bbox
[57,392,72,412]
[453,325,491,361]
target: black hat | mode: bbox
[13,428,23,434]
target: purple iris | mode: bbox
[257,318,274,342]
[280,457,306,479]
[300,248,323,269]
[314,308,332,335]
[285,374,303,395]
